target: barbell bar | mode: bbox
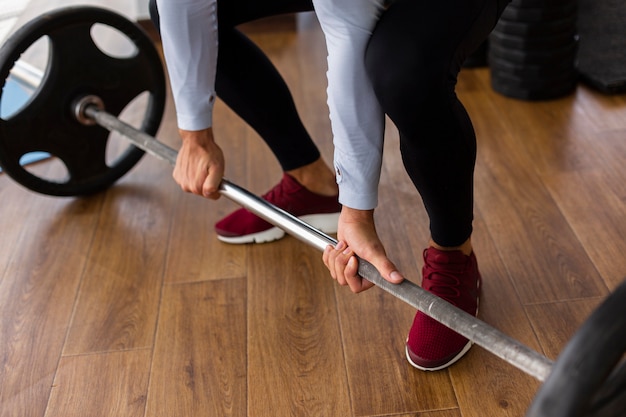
[76,95,556,381]
[1,7,624,417]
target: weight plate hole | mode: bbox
[22,153,69,183]
[0,71,31,119]
[90,23,138,59]
[2,36,48,119]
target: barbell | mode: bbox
[0,7,624,417]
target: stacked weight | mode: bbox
[489,0,579,100]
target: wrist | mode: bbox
[179,127,214,145]
[340,206,374,224]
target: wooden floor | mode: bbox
[2,5,626,417]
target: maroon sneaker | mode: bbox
[406,247,481,371]
[215,173,341,244]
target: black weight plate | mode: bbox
[509,0,574,8]
[491,67,578,88]
[489,29,577,50]
[491,79,576,101]
[493,15,577,37]
[488,39,577,65]
[489,55,575,78]
[491,71,577,100]
[586,361,626,417]
[500,2,577,22]
[0,6,166,196]
[578,72,626,96]
[525,278,626,417]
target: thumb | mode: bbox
[368,255,404,284]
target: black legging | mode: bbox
[149,0,319,171]
[365,0,511,247]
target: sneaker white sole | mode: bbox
[217,212,340,245]
[405,340,473,372]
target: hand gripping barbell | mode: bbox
[1,7,624,417]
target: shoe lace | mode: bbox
[262,180,288,205]
[423,268,462,299]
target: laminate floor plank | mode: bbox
[45,349,151,417]
[247,240,351,417]
[0,164,56,274]
[542,127,626,290]
[544,169,626,290]
[389,412,461,417]
[146,279,247,417]
[0,187,103,417]
[335,284,458,415]
[463,70,608,305]
[164,190,249,283]
[448,216,543,417]
[61,149,177,355]
[472,89,603,177]
[525,298,604,360]
[570,87,626,134]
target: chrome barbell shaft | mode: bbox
[79,99,554,382]
[9,60,42,89]
[8,56,556,378]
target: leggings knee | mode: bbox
[365,40,450,128]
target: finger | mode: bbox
[343,255,375,293]
[172,164,183,186]
[334,244,354,287]
[329,241,349,280]
[322,245,331,269]
[173,155,199,194]
[203,169,222,200]
[333,250,348,286]
[344,256,363,293]
[323,245,337,280]
[172,169,192,193]
[360,280,376,292]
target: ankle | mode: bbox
[287,158,338,196]
[429,238,473,256]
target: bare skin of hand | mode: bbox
[173,127,225,199]
[323,207,404,293]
